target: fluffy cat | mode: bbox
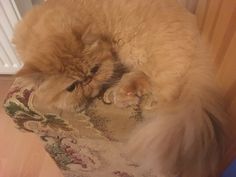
[13,10,127,112]
[13,0,228,176]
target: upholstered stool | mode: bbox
[3,77,155,177]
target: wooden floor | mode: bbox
[0,76,63,177]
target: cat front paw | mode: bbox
[103,85,140,107]
[103,71,156,109]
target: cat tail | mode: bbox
[127,62,229,177]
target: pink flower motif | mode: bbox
[113,171,134,177]
[4,86,21,102]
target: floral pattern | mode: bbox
[3,78,157,177]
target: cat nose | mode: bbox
[82,76,92,85]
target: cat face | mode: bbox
[17,30,124,113]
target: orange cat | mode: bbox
[13,0,228,176]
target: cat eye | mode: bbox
[66,81,77,92]
[90,65,100,74]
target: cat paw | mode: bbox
[103,71,155,108]
[103,85,140,107]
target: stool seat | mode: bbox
[3,77,151,177]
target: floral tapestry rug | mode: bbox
[3,77,157,177]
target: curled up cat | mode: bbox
[13,0,228,176]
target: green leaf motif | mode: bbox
[5,102,26,117]
[45,143,72,170]
[43,114,73,131]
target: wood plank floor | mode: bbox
[0,75,63,177]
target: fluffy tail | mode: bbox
[128,61,228,177]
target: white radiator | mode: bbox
[0,0,22,74]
